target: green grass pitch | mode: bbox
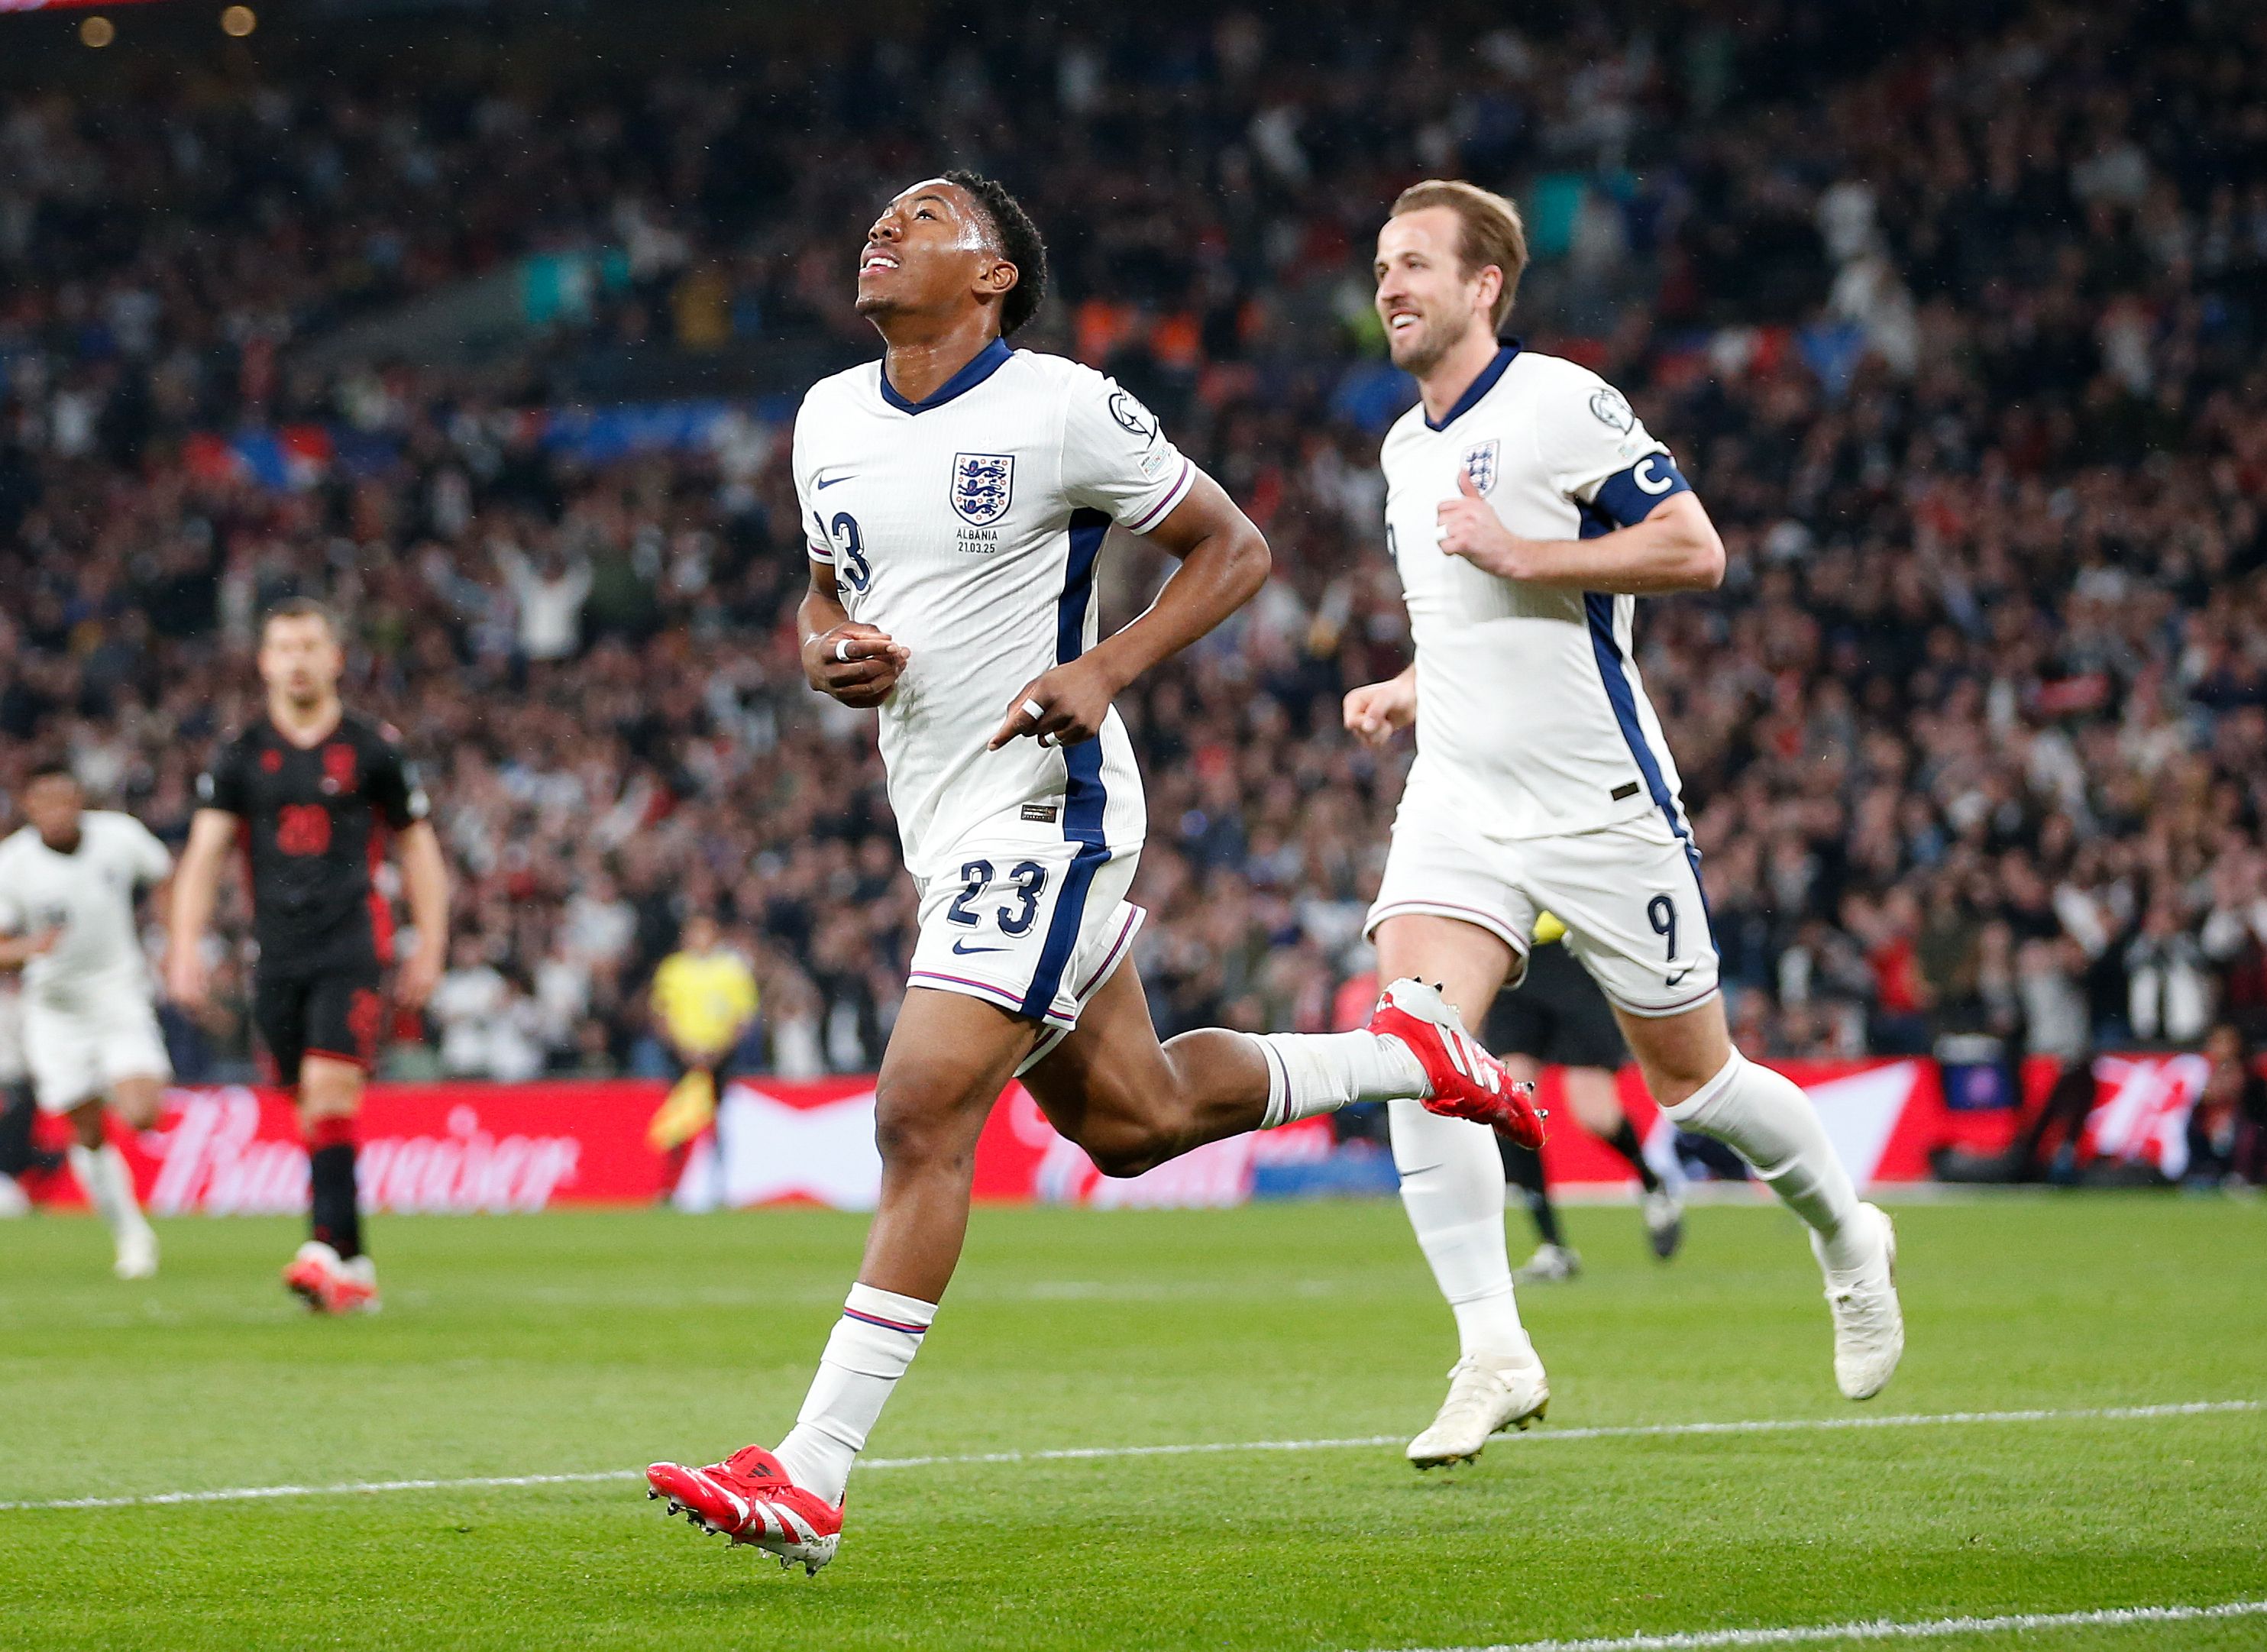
[2,1194,2262,1650]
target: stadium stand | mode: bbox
[2,0,2264,1099]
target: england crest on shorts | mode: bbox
[950,453,1015,525]
[1462,438,1499,494]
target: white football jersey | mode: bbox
[1382,344,1697,841]
[792,340,1195,876]
[0,811,171,1011]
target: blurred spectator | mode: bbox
[0,0,2264,1085]
[2185,1023,2267,1188]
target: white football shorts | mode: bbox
[23,992,173,1113]
[907,815,1145,1075]
[1366,796,1720,1017]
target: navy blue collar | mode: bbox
[878,336,1014,414]
[1422,341,1522,432]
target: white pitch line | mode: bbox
[856,1398,2260,1470]
[1366,1597,2267,1652]
[0,1468,642,1511]
[0,1398,2254,1515]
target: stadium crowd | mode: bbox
[2,0,2265,1098]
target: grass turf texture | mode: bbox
[1,1195,2262,1651]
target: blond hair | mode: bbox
[1389,179,1528,330]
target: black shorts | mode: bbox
[1487,943,1628,1072]
[254,959,386,1082]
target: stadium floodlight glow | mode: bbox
[0,0,167,11]
[220,2,252,33]
[78,11,112,41]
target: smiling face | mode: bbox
[855,179,1018,335]
[1373,205,1501,378]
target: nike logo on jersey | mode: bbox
[952,940,1008,956]
[815,472,854,489]
[1667,967,1693,987]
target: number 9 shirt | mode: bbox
[1365,344,1722,1017]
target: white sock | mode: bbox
[773,1283,936,1505]
[67,1143,150,1245]
[1388,1097,1531,1363]
[1251,1031,1428,1128]
[1664,1050,1866,1269]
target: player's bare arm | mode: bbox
[1344,664,1417,748]
[165,807,238,1012]
[988,471,1269,750]
[1437,478,1725,593]
[799,561,910,709]
[393,820,450,1010]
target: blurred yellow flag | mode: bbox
[648,1068,717,1151]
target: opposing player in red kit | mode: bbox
[167,599,450,1313]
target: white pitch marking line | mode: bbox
[859,1398,2261,1469]
[0,1469,642,1511]
[1364,1597,2267,1652]
[0,1398,2254,1515]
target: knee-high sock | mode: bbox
[1664,1050,1865,1268]
[67,1143,151,1243]
[1250,1031,1428,1128]
[1387,1098,1531,1361]
[307,1116,363,1260]
[775,1283,936,1506]
[1602,1118,1663,1193]
[1501,1140,1564,1247]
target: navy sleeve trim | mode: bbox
[1590,454,1692,529]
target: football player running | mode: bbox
[643,173,1545,1574]
[0,763,170,1278]
[1345,180,1903,1469]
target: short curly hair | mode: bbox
[944,169,1048,337]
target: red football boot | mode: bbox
[1370,978,1548,1149]
[646,1445,843,1575]
[282,1242,380,1314]
[282,1240,340,1311]
[318,1255,380,1315]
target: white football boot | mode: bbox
[1406,1350,1550,1469]
[1813,1202,1903,1400]
[1512,1243,1580,1284]
[114,1226,159,1280]
[1641,1187,1685,1260]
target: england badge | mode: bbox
[950,453,1015,525]
[1462,438,1499,494]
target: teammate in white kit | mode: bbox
[645,173,1545,1574]
[0,763,169,1278]
[1344,181,1906,1467]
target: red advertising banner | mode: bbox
[82,1081,668,1216]
[20,1052,2213,1215]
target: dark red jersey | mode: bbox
[198,710,428,971]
